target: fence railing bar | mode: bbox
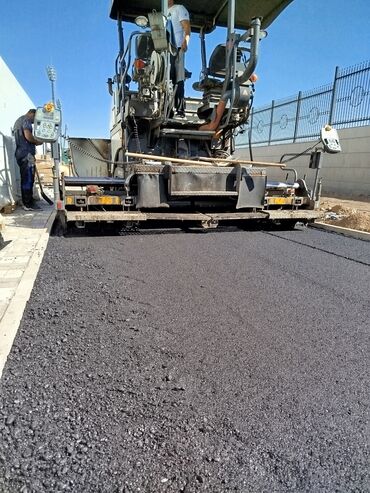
[293,92,302,142]
[241,61,370,147]
[268,101,274,145]
[328,66,339,124]
[337,65,370,79]
[298,89,333,101]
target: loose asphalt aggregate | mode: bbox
[0,225,369,492]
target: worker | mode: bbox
[200,74,259,132]
[13,109,43,211]
[168,0,191,118]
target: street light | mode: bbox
[46,66,57,103]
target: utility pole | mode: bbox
[46,66,60,203]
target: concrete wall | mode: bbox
[0,56,35,209]
[0,133,18,208]
[235,126,370,199]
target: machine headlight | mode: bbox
[44,102,54,113]
[135,16,148,28]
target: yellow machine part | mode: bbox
[265,197,295,206]
[65,195,122,206]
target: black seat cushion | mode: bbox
[192,77,223,92]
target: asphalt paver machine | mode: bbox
[58,0,341,231]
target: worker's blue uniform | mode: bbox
[13,115,36,208]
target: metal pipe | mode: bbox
[219,17,261,130]
[280,167,298,182]
[199,27,207,81]
[47,66,60,204]
[218,0,236,129]
[223,0,235,92]
[227,0,235,36]
[316,178,323,206]
[51,82,55,104]
[222,39,237,127]
[197,156,285,167]
[162,0,168,16]
[328,66,339,125]
[311,151,323,200]
[119,31,141,117]
[125,151,286,167]
[236,17,261,85]
[279,152,312,163]
[117,18,124,56]
[248,107,254,161]
[213,0,228,26]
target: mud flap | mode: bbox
[236,166,266,209]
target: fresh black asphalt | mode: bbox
[0,226,369,492]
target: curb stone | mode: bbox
[310,221,370,242]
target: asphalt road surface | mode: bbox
[0,226,369,492]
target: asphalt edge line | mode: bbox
[0,211,56,379]
[311,222,370,242]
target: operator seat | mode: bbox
[193,44,245,92]
[209,44,245,77]
[194,44,252,121]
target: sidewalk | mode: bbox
[0,203,55,377]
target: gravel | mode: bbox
[0,226,369,492]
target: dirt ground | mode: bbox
[319,197,370,233]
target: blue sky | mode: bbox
[1,0,369,138]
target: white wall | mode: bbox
[0,56,35,209]
[235,126,370,199]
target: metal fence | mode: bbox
[236,60,370,146]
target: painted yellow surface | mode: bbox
[267,197,294,205]
[65,195,121,206]
[92,196,121,205]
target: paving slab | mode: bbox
[0,204,55,377]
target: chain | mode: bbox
[70,139,110,163]
[63,136,141,166]
[132,116,142,153]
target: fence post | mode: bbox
[328,66,340,125]
[268,100,275,145]
[248,107,254,146]
[293,91,302,143]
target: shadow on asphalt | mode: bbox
[51,220,306,239]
